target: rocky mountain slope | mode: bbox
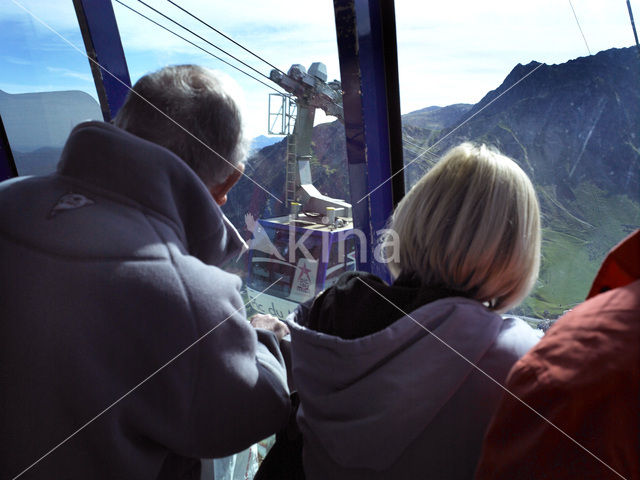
[403,47,640,317]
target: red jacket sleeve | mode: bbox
[475,280,640,480]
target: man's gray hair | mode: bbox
[114,65,247,187]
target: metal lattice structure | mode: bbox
[268,93,296,135]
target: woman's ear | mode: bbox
[208,164,244,206]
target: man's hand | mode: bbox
[249,314,290,341]
[245,212,257,233]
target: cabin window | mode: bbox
[112,0,348,310]
[0,0,101,176]
[395,1,639,322]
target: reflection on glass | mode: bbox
[0,0,101,176]
[246,215,357,321]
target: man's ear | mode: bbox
[208,164,244,206]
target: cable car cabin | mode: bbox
[246,212,357,321]
[2,0,639,478]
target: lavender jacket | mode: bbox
[287,297,539,479]
[0,122,290,479]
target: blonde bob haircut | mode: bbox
[388,143,541,313]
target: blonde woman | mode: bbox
[286,143,542,479]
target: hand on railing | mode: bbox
[249,314,290,341]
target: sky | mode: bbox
[0,0,637,140]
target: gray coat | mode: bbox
[288,296,539,479]
[0,122,290,479]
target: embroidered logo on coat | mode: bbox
[48,192,95,218]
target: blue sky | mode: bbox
[1,0,637,139]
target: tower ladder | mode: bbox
[285,135,297,206]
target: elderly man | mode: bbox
[0,65,290,479]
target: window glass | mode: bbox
[113,0,348,314]
[0,0,101,176]
[2,1,346,473]
[396,1,639,321]
[247,221,328,298]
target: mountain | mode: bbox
[249,135,283,154]
[421,48,639,197]
[402,104,472,130]
[403,47,640,317]
[12,147,64,176]
[225,47,640,318]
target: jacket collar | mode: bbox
[587,229,640,298]
[57,121,246,266]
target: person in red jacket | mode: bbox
[475,229,640,480]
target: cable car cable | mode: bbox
[401,139,439,170]
[402,137,439,159]
[568,0,591,55]
[133,0,274,84]
[113,0,286,95]
[166,0,285,75]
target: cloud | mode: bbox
[0,82,56,94]
[3,56,32,66]
[395,0,636,114]
[0,0,83,32]
[46,66,93,83]
[112,0,339,73]
[110,0,341,138]
[109,0,637,137]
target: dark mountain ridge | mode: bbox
[434,47,640,198]
[249,135,282,154]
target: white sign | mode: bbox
[246,287,299,321]
[288,258,319,303]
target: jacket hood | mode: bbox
[287,295,503,470]
[57,121,246,266]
